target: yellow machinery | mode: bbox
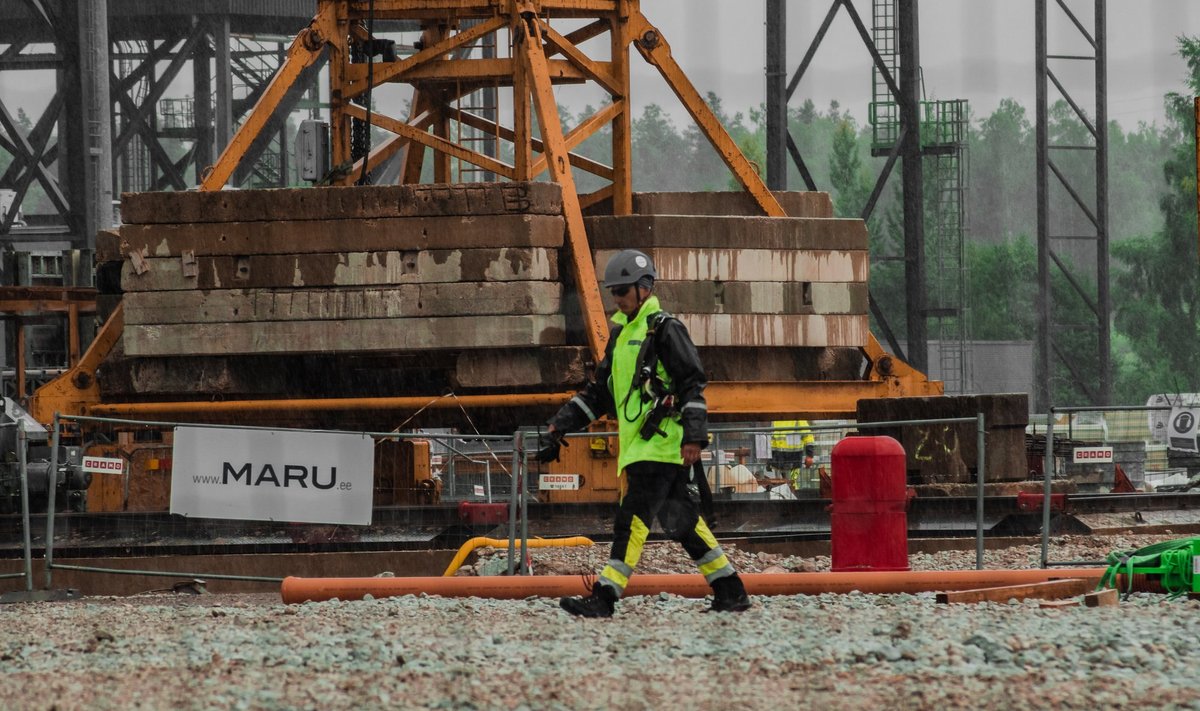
[28,0,941,507]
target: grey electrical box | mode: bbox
[296,119,330,182]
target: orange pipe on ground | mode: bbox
[281,568,1108,604]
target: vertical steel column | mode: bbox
[765,0,787,191]
[506,430,521,575]
[214,16,234,156]
[898,0,927,372]
[1035,0,1050,412]
[80,0,113,246]
[1094,0,1111,405]
[193,18,214,183]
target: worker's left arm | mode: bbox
[657,319,708,447]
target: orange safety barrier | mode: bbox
[281,568,1108,604]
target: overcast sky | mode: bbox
[624,0,1200,130]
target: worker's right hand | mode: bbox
[535,430,568,463]
[804,456,814,468]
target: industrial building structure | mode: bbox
[0,1,1117,520]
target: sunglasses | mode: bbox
[609,285,632,297]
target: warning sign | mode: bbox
[1167,407,1200,453]
[538,473,580,491]
[82,456,125,475]
[1072,447,1113,464]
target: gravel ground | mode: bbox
[2,534,1199,711]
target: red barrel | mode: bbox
[830,436,910,572]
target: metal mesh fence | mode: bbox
[1035,404,1199,568]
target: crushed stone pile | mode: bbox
[2,532,1195,710]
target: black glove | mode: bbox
[535,431,568,463]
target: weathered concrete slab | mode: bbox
[124,283,563,324]
[633,191,834,218]
[583,191,834,218]
[122,248,559,291]
[595,248,867,283]
[100,355,291,396]
[697,346,863,381]
[856,394,1031,484]
[586,215,867,251]
[96,229,121,263]
[676,314,868,347]
[124,314,567,356]
[452,347,589,389]
[612,281,867,315]
[119,214,564,258]
[120,181,564,224]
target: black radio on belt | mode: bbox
[639,395,675,440]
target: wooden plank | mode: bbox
[594,247,867,283]
[936,578,1092,604]
[123,314,568,356]
[698,346,863,381]
[124,283,564,325]
[629,191,834,218]
[585,215,866,250]
[119,214,565,257]
[453,347,589,388]
[119,181,564,224]
[621,281,868,316]
[1084,588,1119,607]
[1038,599,1082,609]
[121,248,559,291]
[676,313,869,348]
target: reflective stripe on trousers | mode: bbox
[598,460,734,597]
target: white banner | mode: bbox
[1072,446,1113,464]
[170,427,375,525]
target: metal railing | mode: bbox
[17,410,998,592]
[1039,404,1178,568]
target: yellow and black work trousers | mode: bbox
[597,460,734,598]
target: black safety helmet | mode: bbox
[602,249,657,288]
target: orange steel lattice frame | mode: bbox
[32,0,939,425]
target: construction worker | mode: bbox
[771,420,815,490]
[537,249,751,617]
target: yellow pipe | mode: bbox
[442,536,594,577]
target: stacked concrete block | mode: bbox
[106,183,868,408]
[111,182,571,397]
[586,206,869,381]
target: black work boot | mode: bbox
[560,583,618,618]
[708,574,752,613]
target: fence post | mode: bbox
[43,413,60,589]
[1040,407,1055,568]
[506,430,520,576]
[519,433,529,575]
[18,421,33,591]
[975,413,985,571]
